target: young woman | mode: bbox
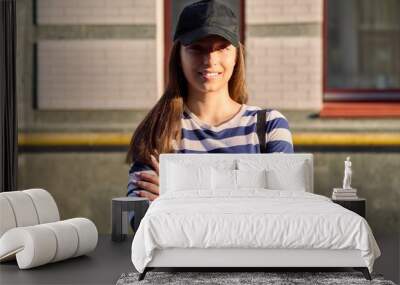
[126,0,294,205]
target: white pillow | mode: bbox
[211,168,267,190]
[266,162,307,191]
[237,169,267,188]
[167,162,212,191]
[212,168,237,190]
[237,158,309,192]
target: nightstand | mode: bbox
[111,197,149,242]
[332,198,366,218]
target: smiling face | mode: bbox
[180,35,237,97]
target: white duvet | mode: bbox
[131,190,381,273]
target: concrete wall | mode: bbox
[17,144,400,235]
[312,152,400,235]
[18,152,129,234]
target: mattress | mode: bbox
[131,190,381,273]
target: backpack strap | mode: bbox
[256,109,267,153]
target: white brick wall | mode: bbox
[37,0,156,24]
[246,37,322,109]
[37,40,157,110]
[246,0,322,24]
[245,0,323,109]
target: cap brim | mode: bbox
[177,26,239,48]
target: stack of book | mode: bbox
[332,188,358,200]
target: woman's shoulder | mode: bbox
[246,105,293,152]
[244,104,289,121]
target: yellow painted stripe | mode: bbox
[18,132,132,146]
[293,132,400,146]
[18,132,400,147]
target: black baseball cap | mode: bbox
[173,0,240,48]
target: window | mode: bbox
[322,0,400,117]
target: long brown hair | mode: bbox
[126,41,248,165]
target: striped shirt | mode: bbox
[127,104,294,197]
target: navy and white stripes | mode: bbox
[127,104,293,197]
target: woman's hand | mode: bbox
[135,152,160,201]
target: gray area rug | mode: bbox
[116,271,396,285]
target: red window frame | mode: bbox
[320,0,400,118]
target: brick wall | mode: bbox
[245,0,323,110]
[37,40,156,109]
[37,0,155,24]
[35,0,160,110]
[34,0,323,111]
[246,0,322,24]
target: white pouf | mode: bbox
[0,189,98,269]
[0,196,17,237]
[0,218,98,269]
[23,188,60,223]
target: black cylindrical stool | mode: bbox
[111,197,149,242]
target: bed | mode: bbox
[130,153,381,281]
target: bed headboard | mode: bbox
[159,153,314,194]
